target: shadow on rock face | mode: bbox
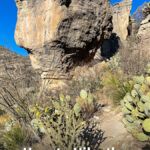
[101,33,120,59]
[59,0,72,7]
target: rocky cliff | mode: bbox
[112,0,132,41]
[138,14,150,40]
[137,14,150,54]
[15,0,112,79]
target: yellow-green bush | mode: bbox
[1,125,32,150]
[102,70,133,105]
[30,94,83,149]
[75,90,99,118]
[30,94,104,149]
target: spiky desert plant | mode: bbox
[30,94,86,149]
[30,94,104,149]
[2,125,32,150]
[102,69,133,105]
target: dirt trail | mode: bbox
[95,106,147,150]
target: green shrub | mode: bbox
[75,90,99,118]
[107,53,121,71]
[30,94,104,149]
[121,75,150,141]
[30,94,86,149]
[2,125,31,150]
[102,70,133,105]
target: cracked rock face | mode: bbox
[138,14,150,40]
[137,14,150,55]
[15,0,112,79]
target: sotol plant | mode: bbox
[121,74,150,141]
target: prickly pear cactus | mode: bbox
[75,90,95,118]
[121,75,150,142]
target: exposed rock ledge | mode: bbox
[138,14,150,40]
[15,0,112,79]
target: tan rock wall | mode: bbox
[112,0,132,41]
[15,0,112,79]
[137,14,150,55]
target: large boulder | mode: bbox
[15,0,112,79]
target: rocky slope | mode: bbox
[0,46,39,94]
[15,0,112,79]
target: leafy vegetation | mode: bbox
[75,90,100,119]
[30,93,104,149]
[0,91,104,150]
[101,55,133,105]
[121,73,150,141]
[31,95,86,149]
[1,125,32,150]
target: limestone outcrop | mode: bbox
[112,0,132,41]
[15,0,112,79]
[138,14,150,40]
[137,14,150,54]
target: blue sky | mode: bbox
[0,0,149,56]
[0,0,28,56]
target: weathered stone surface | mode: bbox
[143,2,150,18]
[112,0,132,41]
[137,14,150,55]
[138,14,150,39]
[15,0,112,79]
